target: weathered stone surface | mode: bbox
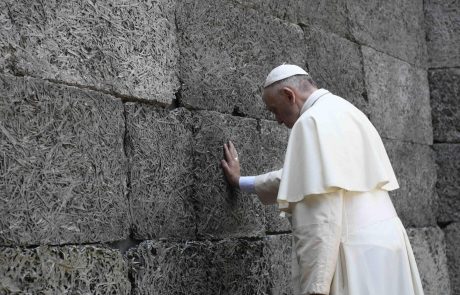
[126,105,195,240]
[0,74,129,246]
[425,0,460,67]
[363,47,432,145]
[444,222,460,295]
[0,245,131,294]
[429,68,460,143]
[305,27,367,113]
[177,0,306,119]
[264,234,293,295]
[259,120,291,233]
[232,0,349,37]
[192,111,265,238]
[348,0,427,66]
[407,227,451,295]
[0,0,178,104]
[128,235,292,295]
[434,144,460,223]
[384,139,437,227]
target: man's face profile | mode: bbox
[262,86,299,129]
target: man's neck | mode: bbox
[297,87,319,110]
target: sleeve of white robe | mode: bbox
[253,169,283,205]
[291,190,343,295]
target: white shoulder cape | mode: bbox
[277,90,399,211]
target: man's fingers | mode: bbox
[223,143,233,162]
[229,141,238,158]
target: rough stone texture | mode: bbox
[425,0,460,68]
[177,0,306,119]
[0,74,129,246]
[232,0,349,38]
[348,0,427,66]
[126,105,195,240]
[305,27,367,113]
[0,0,179,104]
[444,222,460,295]
[192,111,265,238]
[429,68,460,143]
[128,235,292,295]
[264,234,293,295]
[0,245,131,294]
[259,120,291,233]
[434,144,460,223]
[407,227,451,295]
[383,139,437,227]
[363,46,433,145]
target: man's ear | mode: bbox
[281,87,296,104]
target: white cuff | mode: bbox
[239,176,256,193]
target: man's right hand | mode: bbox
[221,141,241,188]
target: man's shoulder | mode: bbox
[299,92,371,131]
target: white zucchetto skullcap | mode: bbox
[263,64,309,88]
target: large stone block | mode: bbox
[429,68,460,143]
[0,74,129,246]
[425,0,460,67]
[177,0,306,119]
[444,222,460,295]
[259,120,291,233]
[363,47,433,145]
[232,0,349,37]
[0,245,131,294]
[126,105,195,240]
[407,227,451,295]
[128,235,292,295]
[434,144,460,223]
[0,0,178,104]
[264,234,293,295]
[383,139,437,227]
[347,0,427,66]
[192,111,265,238]
[305,27,367,113]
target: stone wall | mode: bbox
[0,0,455,294]
[425,0,460,294]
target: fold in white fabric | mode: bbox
[277,89,399,212]
[290,189,424,295]
[254,169,282,205]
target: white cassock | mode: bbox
[240,89,424,295]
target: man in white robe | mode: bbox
[221,65,424,295]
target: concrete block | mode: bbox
[0,0,178,104]
[0,74,129,246]
[434,144,460,223]
[192,111,265,238]
[128,235,292,295]
[264,234,294,295]
[347,0,427,66]
[363,47,433,145]
[259,120,291,233]
[305,27,367,113]
[407,227,451,295]
[383,139,437,227]
[0,245,131,294]
[429,69,460,143]
[425,0,460,67]
[232,0,349,37]
[444,222,460,295]
[126,105,195,240]
[177,0,306,119]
